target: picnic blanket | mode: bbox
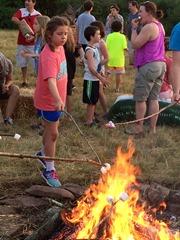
[107,95,180,125]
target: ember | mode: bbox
[54,141,179,240]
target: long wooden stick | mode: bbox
[116,101,177,126]
[0,152,103,166]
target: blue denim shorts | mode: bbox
[37,109,63,122]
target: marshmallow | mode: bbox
[119,192,129,201]
[105,121,116,129]
[107,196,114,204]
[100,166,107,174]
[104,163,111,170]
[14,134,21,140]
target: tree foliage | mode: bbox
[0,0,179,35]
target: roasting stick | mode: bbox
[0,133,21,140]
[0,151,103,167]
[88,193,129,240]
[115,101,177,126]
[62,109,102,163]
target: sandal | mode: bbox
[84,122,101,128]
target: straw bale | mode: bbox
[0,88,36,119]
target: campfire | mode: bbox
[54,141,179,240]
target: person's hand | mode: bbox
[131,19,139,29]
[20,50,31,58]
[2,84,9,93]
[109,13,113,18]
[54,99,65,112]
[172,93,180,103]
[25,34,34,42]
[100,76,109,86]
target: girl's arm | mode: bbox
[99,40,109,66]
[21,50,39,58]
[48,78,64,112]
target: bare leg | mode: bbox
[148,99,159,133]
[6,85,20,118]
[115,73,122,91]
[66,95,72,114]
[135,101,147,132]
[86,104,95,124]
[99,83,107,114]
[42,120,59,161]
[21,67,28,84]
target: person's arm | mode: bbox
[170,51,180,102]
[2,73,13,93]
[21,50,39,58]
[11,16,21,25]
[48,78,64,112]
[131,22,152,49]
[86,50,108,85]
[99,40,109,66]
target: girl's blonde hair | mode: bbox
[66,26,75,53]
[35,15,50,43]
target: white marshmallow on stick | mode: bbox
[14,134,21,140]
[119,192,129,202]
[0,133,21,140]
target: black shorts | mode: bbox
[83,80,99,105]
[0,85,9,100]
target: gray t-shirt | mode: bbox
[0,52,13,86]
[76,12,96,45]
[127,12,141,41]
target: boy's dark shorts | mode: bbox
[83,80,99,105]
[0,85,9,100]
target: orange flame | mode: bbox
[64,141,179,239]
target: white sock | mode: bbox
[45,161,55,171]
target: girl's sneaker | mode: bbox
[42,170,61,187]
[35,151,46,168]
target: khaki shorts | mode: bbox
[16,45,35,68]
[133,61,166,101]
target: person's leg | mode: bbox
[16,45,35,87]
[66,78,73,114]
[86,104,95,125]
[148,99,159,133]
[115,73,122,92]
[6,85,20,119]
[42,119,61,187]
[42,120,59,159]
[98,82,108,115]
[66,95,72,114]
[21,67,28,85]
[135,101,147,132]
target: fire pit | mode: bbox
[51,142,179,240]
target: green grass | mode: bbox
[0,30,180,197]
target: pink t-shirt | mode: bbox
[160,55,172,92]
[34,44,67,111]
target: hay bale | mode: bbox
[0,88,36,119]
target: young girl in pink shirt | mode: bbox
[34,16,68,187]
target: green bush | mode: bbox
[0,0,180,35]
